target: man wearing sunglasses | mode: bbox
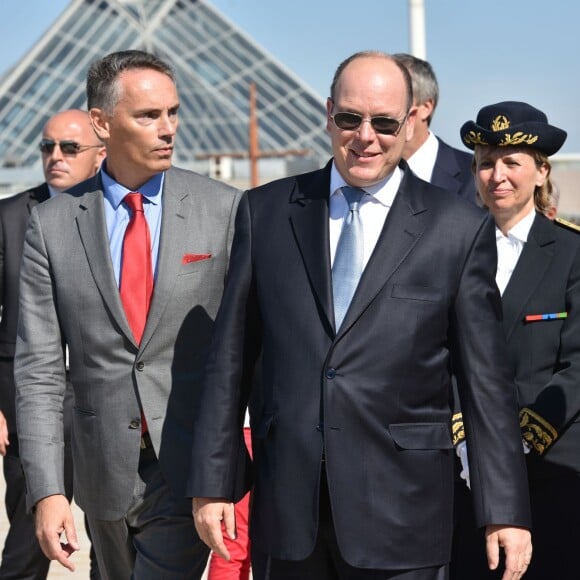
[0,109,104,579]
[393,53,477,204]
[191,51,532,580]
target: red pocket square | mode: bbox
[182,253,212,264]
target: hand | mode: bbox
[485,525,532,580]
[0,411,9,456]
[456,441,470,489]
[35,495,79,571]
[192,497,236,561]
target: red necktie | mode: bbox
[120,192,153,344]
[120,193,153,435]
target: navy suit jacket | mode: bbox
[431,137,476,204]
[189,161,530,570]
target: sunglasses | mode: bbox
[330,111,408,136]
[39,139,102,155]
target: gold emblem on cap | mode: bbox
[491,115,510,132]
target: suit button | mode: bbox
[325,368,336,379]
[129,419,140,429]
[136,361,145,371]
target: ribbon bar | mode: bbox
[524,312,568,322]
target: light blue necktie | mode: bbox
[332,186,365,330]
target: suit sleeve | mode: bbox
[187,192,260,500]
[14,206,68,510]
[0,204,6,308]
[519,240,580,454]
[451,214,531,528]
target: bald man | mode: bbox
[0,109,104,579]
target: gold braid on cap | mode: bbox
[491,115,539,147]
[499,132,539,147]
[519,407,558,455]
[462,131,488,147]
[452,412,465,446]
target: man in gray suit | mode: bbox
[15,50,241,579]
[0,109,104,580]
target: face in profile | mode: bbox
[326,56,414,188]
[41,110,105,192]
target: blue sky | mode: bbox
[2,0,579,153]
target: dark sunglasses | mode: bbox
[39,139,102,155]
[331,111,408,136]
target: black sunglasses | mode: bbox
[39,139,102,155]
[331,111,408,136]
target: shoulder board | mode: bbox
[555,217,580,234]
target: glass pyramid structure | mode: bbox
[0,0,331,173]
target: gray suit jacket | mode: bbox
[0,183,49,431]
[15,166,241,519]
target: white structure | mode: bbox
[408,0,426,59]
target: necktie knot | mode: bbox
[342,186,365,212]
[124,192,144,213]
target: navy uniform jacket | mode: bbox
[503,213,580,478]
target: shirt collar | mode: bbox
[47,184,61,199]
[406,131,439,182]
[329,161,402,208]
[101,163,164,209]
[496,207,536,243]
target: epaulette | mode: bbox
[555,217,580,234]
[519,407,558,455]
[452,412,465,446]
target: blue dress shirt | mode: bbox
[101,166,164,286]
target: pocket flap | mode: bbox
[389,422,452,450]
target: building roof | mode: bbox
[0,0,331,172]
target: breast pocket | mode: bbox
[178,255,214,277]
[391,284,445,302]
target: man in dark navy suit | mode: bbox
[393,53,477,203]
[190,51,532,580]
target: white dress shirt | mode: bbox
[329,162,402,269]
[495,208,536,295]
[405,131,439,183]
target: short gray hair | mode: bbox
[87,49,175,113]
[392,53,439,125]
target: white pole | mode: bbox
[408,0,426,59]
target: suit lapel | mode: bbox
[501,214,555,341]
[431,140,461,195]
[288,167,334,334]
[338,168,428,335]
[76,184,135,345]
[140,169,191,348]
